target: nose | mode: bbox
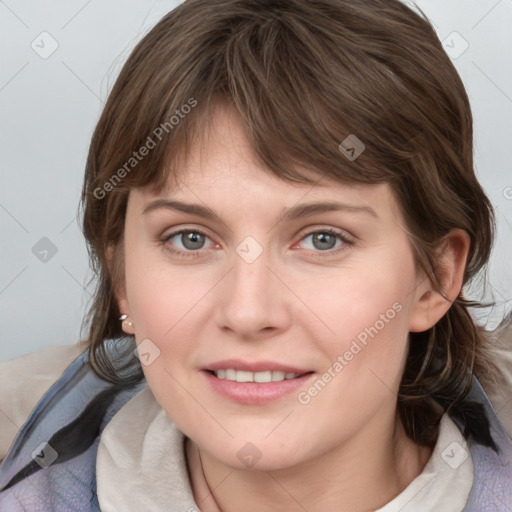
[214,248,293,340]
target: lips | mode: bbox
[202,369,316,405]
[201,359,316,404]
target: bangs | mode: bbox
[89,1,436,200]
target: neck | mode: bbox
[186,413,433,512]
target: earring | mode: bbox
[119,314,134,327]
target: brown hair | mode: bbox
[79,0,498,446]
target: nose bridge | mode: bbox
[216,238,290,335]
[232,248,271,297]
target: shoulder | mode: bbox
[0,341,88,461]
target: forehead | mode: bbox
[131,103,402,223]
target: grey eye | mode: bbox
[310,232,338,250]
[180,231,206,250]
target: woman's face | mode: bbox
[116,104,431,472]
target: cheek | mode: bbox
[319,270,410,342]
[136,360,203,440]
[124,254,218,399]
[124,245,210,336]
[310,259,415,387]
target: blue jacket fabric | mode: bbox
[0,340,145,511]
[0,339,511,511]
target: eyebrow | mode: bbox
[141,199,378,221]
[142,199,223,221]
[280,201,378,220]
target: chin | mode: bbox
[210,440,308,473]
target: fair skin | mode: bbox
[112,103,470,512]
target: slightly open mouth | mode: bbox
[205,369,314,383]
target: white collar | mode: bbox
[96,386,473,512]
[376,414,473,511]
[96,386,197,511]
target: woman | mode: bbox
[1,0,511,510]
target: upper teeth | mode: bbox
[213,369,303,383]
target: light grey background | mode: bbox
[1,0,511,360]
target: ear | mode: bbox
[105,244,135,336]
[409,229,470,333]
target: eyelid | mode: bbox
[162,224,216,242]
[295,225,355,244]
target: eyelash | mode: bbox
[160,228,213,259]
[160,227,354,259]
[295,228,353,258]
